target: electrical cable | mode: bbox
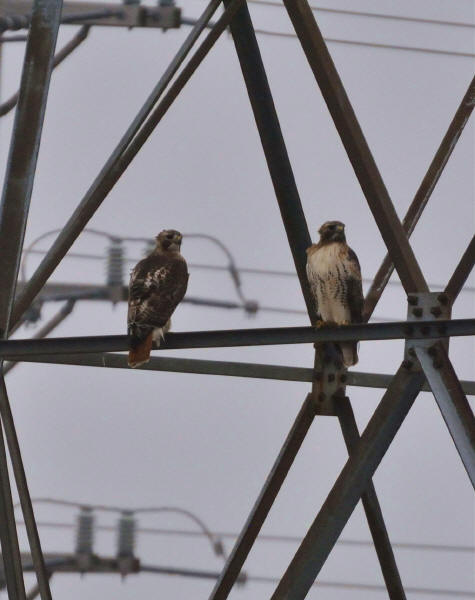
[21,247,475,293]
[14,503,475,554]
[109,232,249,304]
[252,27,475,59]
[14,554,473,597]
[246,573,475,597]
[14,499,226,559]
[247,1,475,30]
[181,14,475,59]
[21,229,250,305]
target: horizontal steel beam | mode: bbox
[1,319,473,358]
[0,1,180,29]
[5,353,475,396]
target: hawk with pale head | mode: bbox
[306,221,363,367]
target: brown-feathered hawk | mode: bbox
[128,230,188,368]
[306,221,363,367]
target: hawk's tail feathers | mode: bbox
[128,331,154,368]
[340,342,358,368]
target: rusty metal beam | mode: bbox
[209,396,315,599]
[0,1,180,30]
[336,399,406,599]
[272,249,474,597]
[271,367,425,599]
[0,415,26,599]
[3,300,75,375]
[0,1,63,598]
[0,319,473,357]
[415,344,475,488]
[364,76,475,320]
[282,0,428,295]
[223,0,315,323]
[0,25,90,118]
[445,235,475,302]
[3,351,475,395]
[0,0,62,336]
[9,0,230,329]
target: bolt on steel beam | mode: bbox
[405,292,475,488]
[209,395,315,599]
[9,0,230,329]
[363,75,475,320]
[271,367,425,600]
[223,0,316,323]
[311,352,406,599]
[282,0,428,295]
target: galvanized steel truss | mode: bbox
[0,0,473,598]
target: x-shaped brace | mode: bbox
[210,1,475,599]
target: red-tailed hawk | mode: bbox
[128,230,188,368]
[306,221,363,367]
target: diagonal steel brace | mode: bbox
[212,3,407,597]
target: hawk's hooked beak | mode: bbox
[336,225,344,232]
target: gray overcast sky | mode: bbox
[0,0,474,598]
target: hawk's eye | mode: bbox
[167,233,174,239]
[329,225,335,230]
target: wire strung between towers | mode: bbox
[22,246,475,293]
[247,0,475,29]
[16,515,475,555]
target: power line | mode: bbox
[12,553,475,598]
[246,574,475,598]
[181,13,475,59]
[22,247,475,294]
[15,515,475,554]
[247,0,475,30]
[253,27,475,59]
[21,229,248,303]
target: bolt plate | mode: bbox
[404,292,451,368]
